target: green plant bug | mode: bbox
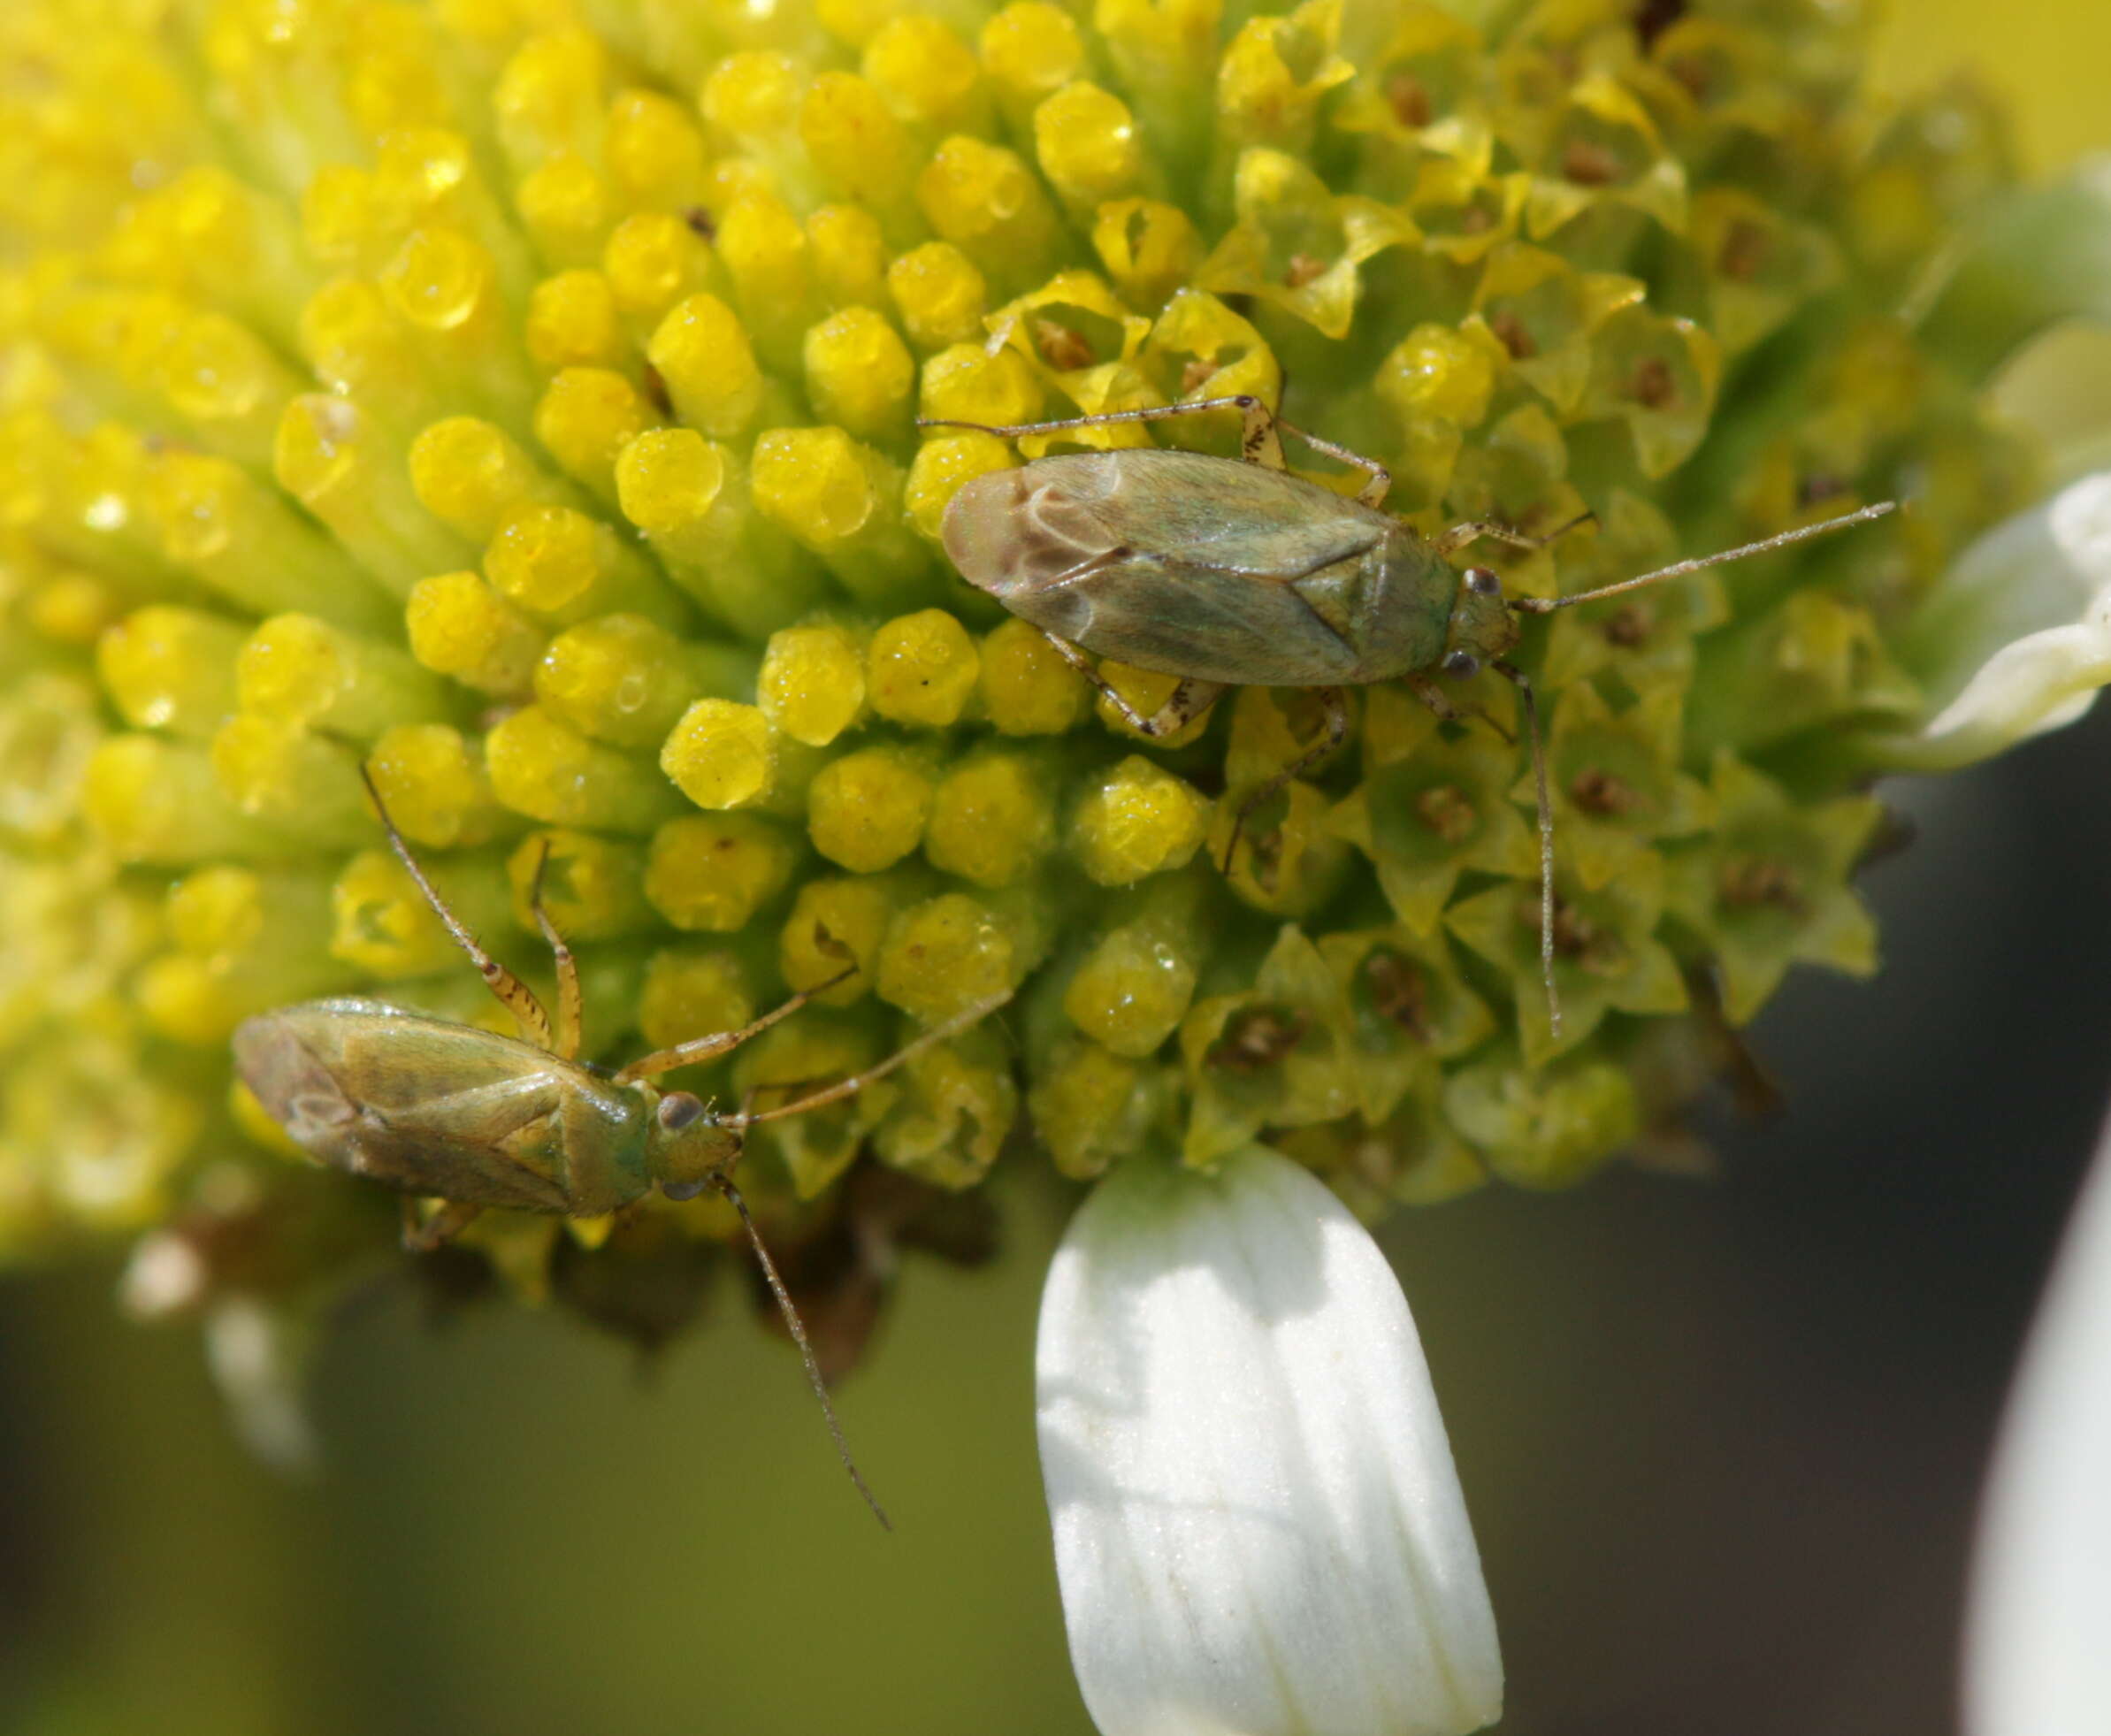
[233,769,1009,1526]
[923,394,1898,1037]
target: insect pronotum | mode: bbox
[234,770,1010,1527]
[924,394,1898,1036]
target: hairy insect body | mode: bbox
[234,1000,716,1217]
[945,451,1478,685]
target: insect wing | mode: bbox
[945,451,1388,684]
[233,999,594,1212]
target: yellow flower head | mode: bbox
[0,0,2100,1352]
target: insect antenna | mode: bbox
[1510,501,1899,615]
[703,990,1013,1529]
[717,1174,892,1532]
[1479,500,1899,1043]
[1493,661,1560,1039]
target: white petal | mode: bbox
[1036,1145,1501,1736]
[1884,472,2111,768]
[1965,1124,2111,1736]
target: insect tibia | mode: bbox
[523,839,582,1063]
[614,962,859,1083]
[721,1177,892,1531]
[357,766,557,1053]
[1512,501,1901,615]
[1434,507,1597,559]
[915,394,1272,448]
[401,1197,485,1251]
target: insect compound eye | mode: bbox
[660,1177,711,1202]
[1465,567,1502,598]
[656,1090,705,1132]
[1442,649,1481,680]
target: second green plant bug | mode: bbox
[233,770,1008,1526]
[925,394,1897,1036]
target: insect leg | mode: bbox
[524,840,583,1062]
[1404,670,1517,746]
[695,990,1010,1526]
[1235,396,1287,470]
[402,1197,485,1253]
[1038,631,1225,738]
[1431,510,1597,557]
[1403,671,1469,727]
[919,394,1289,470]
[730,990,1013,1129]
[358,767,555,1052]
[1222,687,1350,873]
[612,964,859,1083]
[1273,417,1393,507]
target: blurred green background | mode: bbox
[4,8,2111,1733]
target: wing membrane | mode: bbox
[945,450,1396,683]
[234,1002,577,1211]
[1027,450,1386,578]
